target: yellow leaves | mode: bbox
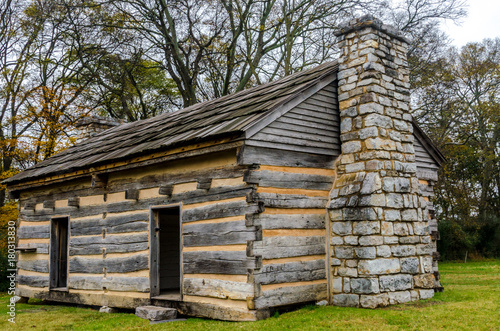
[0,169,20,193]
[0,201,18,254]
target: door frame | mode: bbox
[149,203,183,299]
[49,216,70,291]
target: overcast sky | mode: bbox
[441,0,500,47]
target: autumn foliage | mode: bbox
[413,39,500,260]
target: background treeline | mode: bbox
[0,0,497,286]
[412,39,500,260]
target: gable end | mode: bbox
[245,81,340,156]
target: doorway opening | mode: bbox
[50,217,69,290]
[150,205,182,300]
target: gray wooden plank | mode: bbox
[259,126,338,144]
[255,213,326,229]
[69,253,149,273]
[18,260,49,273]
[254,192,329,209]
[183,251,255,275]
[246,139,339,156]
[252,236,326,259]
[183,221,257,246]
[69,233,149,255]
[18,225,50,239]
[268,121,339,138]
[183,278,253,300]
[254,283,327,309]
[238,146,337,168]
[17,275,49,288]
[254,259,326,284]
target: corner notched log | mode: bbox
[125,189,139,200]
[197,179,212,190]
[68,197,80,208]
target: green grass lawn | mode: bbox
[1,261,499,330]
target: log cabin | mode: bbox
[5,16,445,321]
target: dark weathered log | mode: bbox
[23,201,36,211]
[107,222,148,234]
[105,186,252,214]
[70,217,103,236]
[17,275,49,288]
[249,132,337,152]
[182,200,262,223]
[70,212,149,236]
[68,197,80,208]
[253,259,326,285]
[158,185,173,196]
[254,283,327,309]
[125,189,139,200]
[43,200,55,209]
[245,170,333,190]
[69,253,149,273]
[18,225,50,239]
[183,278,253,300]
[17,259,49,273]
[238,146,336,168]
[70,242,149,256]
[105,212,150,225]
[254,214,326,229]
[24,185,104,205]
[72,222,148,237]
[253,192,328,209]
[175,186,252,205]
[69,233,148,255]
[129,164,248,190]
[183,251,256,275]
[197,179,212,190]
[68,276,102,290]
[21,207,85,222]
[251,236,325,259]
[183,221,257,246]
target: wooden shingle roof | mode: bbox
[6,61,339,185]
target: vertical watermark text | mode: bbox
[7,219,17,323]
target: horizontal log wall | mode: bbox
[17,149,258,314]
[245,164,335,309]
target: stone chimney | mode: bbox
[76,116,121,140]
[328,15,435,308]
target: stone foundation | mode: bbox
[328,15,436,308]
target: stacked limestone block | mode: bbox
[418,179,444,291]
[328,15,436,308]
